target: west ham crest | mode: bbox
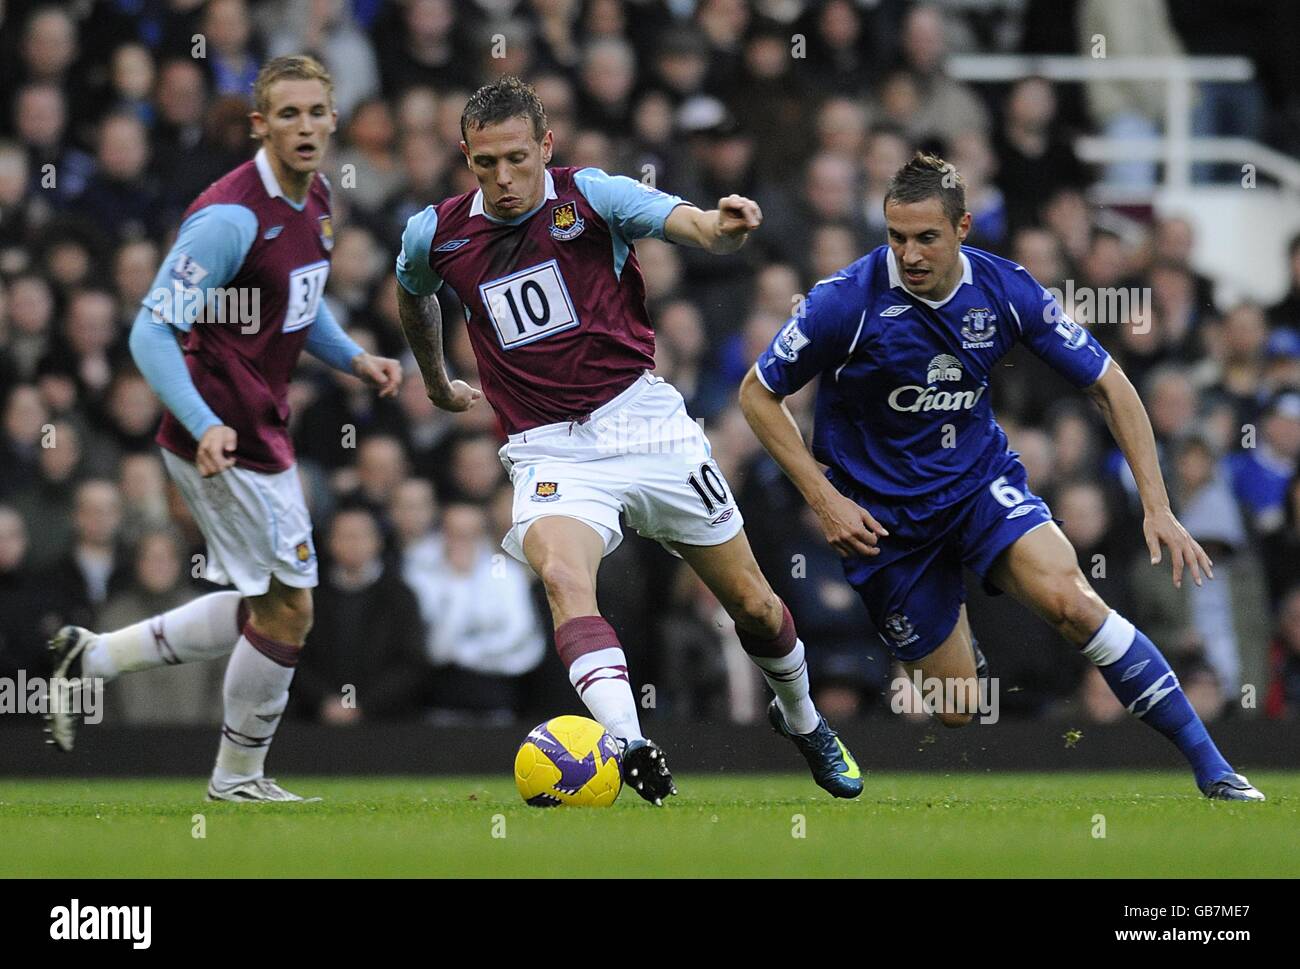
[549,202,585,241]
[318,215,334,252]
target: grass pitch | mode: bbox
[1,772,1295,878]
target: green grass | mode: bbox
[1,773,1295,877]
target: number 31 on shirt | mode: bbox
[479,259,580,350]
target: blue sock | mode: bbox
[1082,612,1232,791]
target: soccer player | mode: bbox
[740,153,1263,801]
[45,56,403,802]
[395,76,860,804]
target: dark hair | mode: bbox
[460,75,547,144]
[883,151,966,226]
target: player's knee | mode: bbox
[729,584,780,636]
[1040,573,1102,638]
[537,559,596,610]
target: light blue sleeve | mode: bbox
[574,167,688,242]
[128,306,223,441]
[141,204,258,332]
[396,206,443,295]
[304,299,364,372]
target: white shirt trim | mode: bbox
[887,247,972,309]
[834,310,868,381]
[254,147,309,211]
[471,170,557,223]
[752,362,776,394]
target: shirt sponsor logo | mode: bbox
[532,481,560,502]
[435,238,470,252]
[880,304,910,317]
[773,318,810,362]
[887,354,986,414]
[549,201,585,241]
[960,306,997,348]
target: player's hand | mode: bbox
[1143,506,1213,589]
[195,425,237,478]
[814,489,889,558]
[715,194,762,240]
[352,352,403,398]
[430,379,482,413]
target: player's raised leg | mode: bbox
[899,604,984,728]
[988,522,1263,801]
[207,576,316,802]
[522,515,675,805]
[45,591,249,751]
[671,531,863,798]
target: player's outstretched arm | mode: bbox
[739,367,887,557]
[663,194,761,253]
[1084,361,1213,588]
[395,283,481,412]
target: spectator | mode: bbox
[40,478,129,633]
[405,502,545,722]
[0,506,49,681]
[1265,585,1300,719]
[293,506,430,723]
[264,0,380,121]
[100,526,224,724]
[993,77,1087,235]
[896,5,990,144]
[1226,392,1300,534]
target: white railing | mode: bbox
[945,54,1282,195]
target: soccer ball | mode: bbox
[514,715,622,807]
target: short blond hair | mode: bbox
[252,54,334,117]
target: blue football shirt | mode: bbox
[755,245,1111,507]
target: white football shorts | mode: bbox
[499,372,745,562]
[162,449,318,597]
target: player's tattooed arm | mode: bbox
[1085,362,1213,588]
[739,367,888,558]
[664,195,762,253]
[395,284,481,412]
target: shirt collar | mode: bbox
[471,170,557,224]
[887,247,973,309]
[254,147,309,212]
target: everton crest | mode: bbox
[960,306,996,348]
[549,201,585,241]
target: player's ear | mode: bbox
[956,211,972,243]
[459,141,471,167]
[329,109,338,135]
[248,111,266,141]
[540,130,554,165]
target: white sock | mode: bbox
[749,639,819,734]
[211,635,296,787]
[1081,611,1137,666]
[81,591,245,681]
[568,646,644,742]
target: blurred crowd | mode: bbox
[1,0,1299,729]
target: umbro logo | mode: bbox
[880,305,910,317]
[435,238,470,252]
[1120,659,1150,683]
[263,225,284,240]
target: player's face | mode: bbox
[885,197,971,298]
[461,116,554,219]
[250,79,337,176]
